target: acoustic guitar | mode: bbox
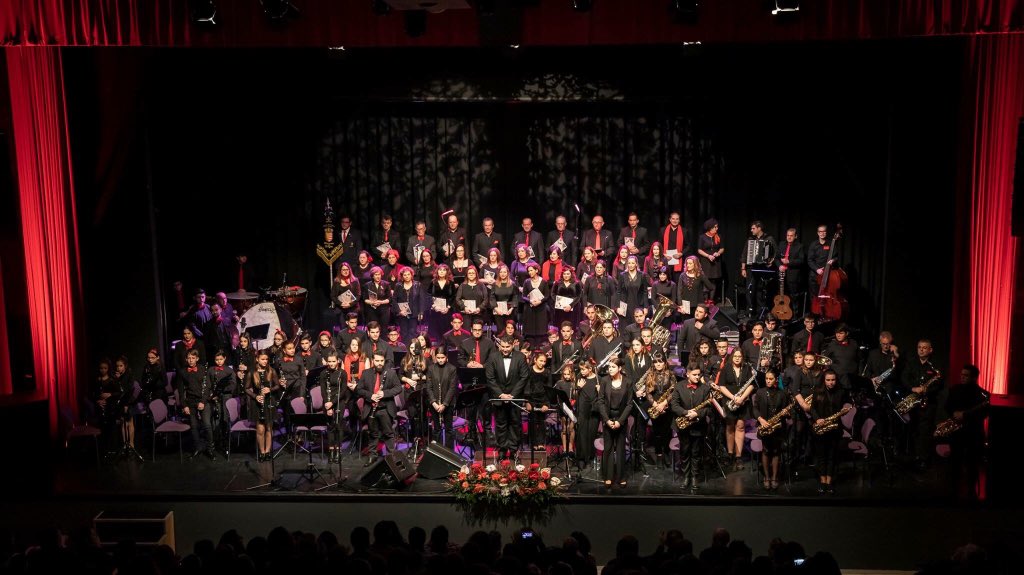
[771,267,793,321]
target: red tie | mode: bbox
[384,230,389,242]
[594,232,601,251]
[342,230,347,243]
[806,333,813,353]
[188,367,197,373]
[475,341,481,363]
[631,228,636,239]
[374,373,381,394]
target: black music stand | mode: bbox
[630,396,651,476]
[280,412,331,489]
[405,386,427,460]
[456,367,486,453]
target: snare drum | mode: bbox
[278,286,308,317]
[225,290,259,314]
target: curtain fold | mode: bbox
[951,34,1024,395]
[6,46,83,433]
[3,1,1024,47]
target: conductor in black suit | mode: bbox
[485,335,529,459]
[357,351,402,462]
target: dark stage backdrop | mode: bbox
[63,41,960,371]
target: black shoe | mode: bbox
[689,478,700,491]
[205,449,218,461]
[189,450,202,460]
[825,485,835,495]
[817,482,825,494]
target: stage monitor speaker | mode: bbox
[359,451,417,489]
[1013,117,1024,237]
[417,441,469,479]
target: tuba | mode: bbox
[648,295,675,349]
[582,304,617,348]
[758,333,782,372]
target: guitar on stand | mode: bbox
[770,267,793,322]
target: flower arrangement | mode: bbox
[447,460,564,523]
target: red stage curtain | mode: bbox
[0,257,10,395]
[2,1,1024,47]
[6,46,83,434]
[951,34,1024,395]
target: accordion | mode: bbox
[745,239,774,266]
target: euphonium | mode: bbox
[649,295,675,349]
[758,333,782,372]
[813,405,852,435]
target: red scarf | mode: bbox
[705,230,720,245]
[542,260,563,283]
[183,338,196,350]
[664,226,684,271]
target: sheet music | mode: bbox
[376,242,391,257]
[528,289,544,305]
[475,254,488,266]
[681,300,691,315]
[398,302,411,316]
[552,237,568,254]
[555,295,573,310]
[616,300,628,316]
[579,272,589,284]
[526,246,536,260]
[624,236,635,248]
[482,268,496,281]
[463,299,478,313]
[495,301,510,315]
[665,249,680,266]
[562,402,578,423]
[432,297,448,313]
[443,239,455,258]
[413,244,425,263]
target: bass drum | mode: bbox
[237,302,298,351]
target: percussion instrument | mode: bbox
[237,302,298,350]
[267,286,308,317]
[225,290,259,314]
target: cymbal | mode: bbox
[225,290,259,299]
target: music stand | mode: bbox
[282,412,331,489]
[456,367,486,453]
[630,397,651,476]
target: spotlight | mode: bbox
[572,0,592,12]
[260,0,299,22]
[371,0,391,15]
[189,0,218,25]
[405,10,428,37]
[670,0,698,23]
[771,0,799,15]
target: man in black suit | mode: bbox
[338,215,363,269]
[438,213,467,264]
[618,212,650,259]
[459,318,496,368]
[677,304,721,365]
[473,217,504,264]
[790,314,824,357]
[550,321,583,374]
[360,322,394,368]
[511,217,545,263]
[777,228,806,300]
[546,215,578,264]
[485,335,529,459]
[580,215,615,266]
[370,214,402,262]
[357,351,403,462]
[405,220,437,266]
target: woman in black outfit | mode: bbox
[525,353,553,450]
[712,348,756,471]
[574,360,600,469]
[597,358,633,487]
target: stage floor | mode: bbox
[57,437,957,503]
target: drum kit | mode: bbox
[226,284,309,348]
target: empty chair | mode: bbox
[290,397,327,461]
[150,398,190,462]
[61,406,101,465]
[224,397,256,460]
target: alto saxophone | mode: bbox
[647,375,676,419]
[756,394,813,438]
[726,371,758,412]
[895,372,942,415]
[813,405,852,435]
[675,391,723,430]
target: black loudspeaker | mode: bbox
[359,451,417,489]
[416,442,469,480]
[1013,117,1024,237]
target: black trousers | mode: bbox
[678,431,703,480]
[528,409,549,447]
[188,405,214,452]
[492,401,522,456]
[650,414,673,456]
[602,425,628,481]
[367,409,397,453]
[814,431,841,477]
[429,407,454,448]
[576,410,599,464]
[913,405,939,461]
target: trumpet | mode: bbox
[595,342,623,373]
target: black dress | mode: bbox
[427,280,456,341]
[551,280,582,330]
[698,233,723,279]
[721,364,756,422]
[616,271,649,321]
[519,278,550,339]
[675,273,714,314]
[489,282,520,330]
[575,375,600,465]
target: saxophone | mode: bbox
[813,405,852,435]
[756,393,812,437]
[895,372,942,415]
[647,372,676,419]
[933,395,989,438]
[675,391,723,430]
[726,370,758,412]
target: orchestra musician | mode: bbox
[551,322,583,373]
[485,335,529,460]
[179,349,216,461]
[810,370,850,494]
[739,221,776,316]
[671,362,710,490]
[821,324,858,390]
[207,350,236,456]
[575,359,600,469]
[525,353,553,451]
[901,339,942,470]
[597,357,632,487]
[318,351,349,464]
[677,304,721,366]
[299,333,320,372]
[790,313,824,357]
[753,369,788,491]
[807,224,838,297]
[712,349,755,471]
[425,346,458,448]
[357,351,403,464]
[945,364,989,500]
[459,318,496,369]
[622,308,647,346]
[777,228,806,300]
[589,320,622,364]
[342,336,369,443]
[646,352,677,469]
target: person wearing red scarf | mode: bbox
[659,212,688,277]
[697,218,725,303]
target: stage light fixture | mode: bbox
[405,10,428,37]
[772,0,799,15]
[372,0,391,15]
[189,0,218,25]
[572,0,593,12]
[260,0,299,22]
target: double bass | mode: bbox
[810,224,848,321]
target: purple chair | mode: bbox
[225,397,256,460]
[290,397,328,461]
[61,406,101,465]
[150,398,190,462]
